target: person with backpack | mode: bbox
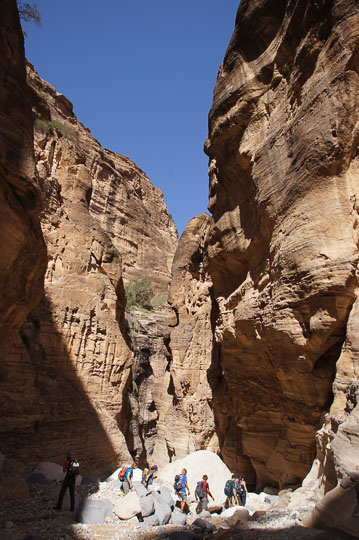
[141,467,149,485]
[177,468,190,512]
[236,475,248,506]
[224,474,238,508]
[195,474,214,512]
[143,464,158,488]
[119,462,137,494]
[53,451,80,512]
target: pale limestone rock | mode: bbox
[114,490,141,520]
[301,482,358,534]
[157,450,231,504]
[220,506,249,526]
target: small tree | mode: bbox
[17,2,42,27]
[125,278,154,310]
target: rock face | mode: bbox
[0,0,46,363]
[0,58,177,472]
[166,0,359,490]
[124,310,172,464]
[153,214,219,466]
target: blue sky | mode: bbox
[22,1,239,236]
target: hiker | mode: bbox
[143,464,158,488]
[236,475,248,506]
[195,474,214,513]
[178,468,190,512]
[119,462,137,494]
[224,474,238,508]
[141,467,149,485]
[53,451,80,512]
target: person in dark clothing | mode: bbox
[53,451,79,512]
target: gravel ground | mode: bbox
[0,480,323,540]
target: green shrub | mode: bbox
[151,295,168,308]
[34,118,74,139]
[125,278,154,310]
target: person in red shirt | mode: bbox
[195,474,214,512]
[53,451,79,512]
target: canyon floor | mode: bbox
[0,479,325,540]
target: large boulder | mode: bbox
[156,486,174,508]
[152,491,172,525]
[33,462,63,482]
[133,480,148,498]
[144,514,160,527]
[221,506,249,526]
[114,490,141,520]
[190,518,213,532]
[75,499,114,524]
[171,508,188,526]
[139,493,155,517]
[158,450,231,504]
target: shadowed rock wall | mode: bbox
[0,0,46,364]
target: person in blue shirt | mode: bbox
[121,462,137,494]
[179,468,190,512]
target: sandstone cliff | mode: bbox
[0,0,46,364]
[1,53,177,472]
[165,0,359,491]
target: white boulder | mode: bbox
[221,506,249,526]
[114,490,141,520]
[157,450,232,504]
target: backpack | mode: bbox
[196,480,206,499]
[118,466,128,482]
[173,474,182,492]
[236,482,245,495]
[224,479,232,497]
[67,459,80,477]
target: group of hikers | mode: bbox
[177,469,247,512]
[118,462,159,493]
[54,452,248,514]
[119,464,248,513]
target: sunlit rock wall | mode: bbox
[163,0,359,490]
[203,0,359,489]
[153,214,219,466]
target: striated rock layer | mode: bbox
[0,0,46,364]
[166,0,359,490]
[0,59,177,473]
[153,214,219,466]
[204,0,359,490]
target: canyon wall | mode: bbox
[0,44,177,470]
[166,0,359,490]
[0,0,46,364]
